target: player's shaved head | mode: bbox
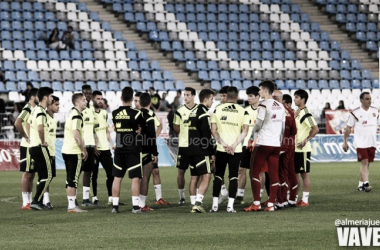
[272,90,283,102]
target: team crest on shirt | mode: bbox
[221,116,227,121]
[116,123,121,128]
[271,114,277,119]
[362,121,367,125]
[373,113,376,117]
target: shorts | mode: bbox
[357,147,376,162]
[240,146,251,169]
[50,156,56,178]
[176,147,190,170]
[153,163,158,169]
[294,151,311,173]
[20,146,35,173]
[142,153,155,166]
[81,146,95,172]
[189,155,212,176]
[63,153,82,188]
[250,146,268,172]
[113,152,142,179]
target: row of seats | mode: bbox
[210,79,378,90]
[198,69,373,81]
[4,70,175,82]
[0,80,185,93]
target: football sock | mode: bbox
[132,196,140,210]
[28,192,32,204]
[43,192,50,205]
[253,201,260,206]
[83,186,90,200]
[195,194,204,204]
[358,181,364,187]
[196,189,199,195]
[287,190,290,200]
[92,196,98,202]
[302,192,309,203]
[227,198,234,209]
[190,195,196,205]
[212,197,218,209]
[363,181,369,185]
[154,185,162,200]
[112,197,119,206]
[139,195,147,208]
[237,189,244,197]
[108,196,112,203]
[68,196,76,209]
[22,192,28,206]
[260,189,263,198]
[268,202,274,207]
[220,185,228,196]
[178,189,185,200]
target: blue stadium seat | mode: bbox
[6,82,17,91]
[275,80,285,89]
[28,71,39,81]
[285,80,296,89]
[361,80,372,88]
[296,80,306,89]
[75,81,84,91]
[318,80,329,89]
[52,82,63,91]
[120,81,130,89]
[63,82,75,92]
[307,80,318,89]
[154,81,165,91]
[340,80,350,88]
[351,80,361,89]
[97,81,108,91]
[372,79,379,88]
[362,70,372,80]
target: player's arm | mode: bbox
[211,123,228,149]
[106,127,115,151]
[173,110,181,134]
[199,113,214,157]
[230,124,249,154]
[72,116,87,161]
[250,106,266,140]
[343,112,356,152]
[37,112,47,146]
[15,115,29,141]
[153,115,162,137]
[148,118,158,163]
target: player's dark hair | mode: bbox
[37,87,53,102]
[26,82,34,88]
[246,86,259,96]
[177,90,182,95]
[92,90,102,98]
[51,95,59,104]
[259,81,275,95]
[135,91,142,97]
[219,86,229,94]
[283,94,292,104]
[28,88,38,98]
[199,89,215,103]
[149,87,155,92]
[140,93,151,107]
[72,93,84,105]
[82,84,92,91]
[227,86,238,100]
[360,92,370,100]
[294,89,309,104]
[185,87,196,96]
[121,87,133,103]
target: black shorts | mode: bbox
[189,155,212,176]
[295,151,311,173]
[20,146,35,173]
[81,146,95,172]
[240,146,251,169]
[113,152,142,179]
[153,163,158,169]
[50,156,56,178]
[176,147,190,170]
[142,153,155,166]
[63,153,82,188]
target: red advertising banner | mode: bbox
[325,110,351,134]
[156,112,169,138]
[0,140,21,171]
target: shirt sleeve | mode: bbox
[36,111,47,126]
[198,110,214,156]
[71,115,83,131]
[146,117,158,156]
[243,110,250,126]
[153,114,161,127]
[256,106,266,121]
[377,110,380,126]
[304,114,317,128]
[346,113,356,127]
[210,110,218,124]
[18,107,31,121]
[173,110,181,125]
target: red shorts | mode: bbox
[356,147,376,162]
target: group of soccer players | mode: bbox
[21,79,378,213]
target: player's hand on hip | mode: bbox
[82,150,88,161]
[95,148,101,156]
[152,156,158,164]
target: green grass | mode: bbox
[1,162,380,249]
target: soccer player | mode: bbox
[343,92,380,192]
[15,88,38,210]
[281,94,298,207]
[81,85,98,207]
[244,81,285,212]
[217,86,230,204]
[91,91,115,205]
[211,86,249,213]
[44,95,60,209]
[111,87,145,213]
[236,86,260,204]
[28,87,54,210]
[272,91,297,209]
[138,93,159,211]
[62,93,88,213]
[189,89,215,213]
[173,87,198,205]
[293,89,319,206]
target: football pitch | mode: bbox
[0,162,379,249]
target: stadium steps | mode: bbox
[79,0,208,91]
[295,0,379,79]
